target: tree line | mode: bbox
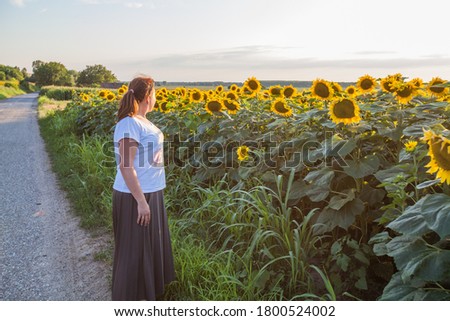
[1,61,118,88]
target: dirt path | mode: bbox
[0,93,110,300]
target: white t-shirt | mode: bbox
[113,116,166,193]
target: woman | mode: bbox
[112,76,175,300]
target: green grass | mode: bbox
[37,99,333,300]
[37,100,250,300]
[0,85,26,100]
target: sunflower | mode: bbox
[215,85,224,93]
[190,89,203,102]
[271,98,293,117]
[282,85,297,99]
[380,76,397,93]
[427,77,449,97]
[423,130,450,184]
[260,90,271,100]
[229,84,239,92]
[329,97,361,125]
[81,94,90,102]
[236,145,250,161]
[205,98,224,114]
[331,82,343,94]
[118,87,126,95]
[223,99,240,114]
[244,77,262,93]
[269,86,282,96]
[98,90,107,98]
[177,87,187,98]
[404,140,418,153]
[159,101,170,113]
[345,85,358,97]
[106,92,116,101]
[410,78,423,89]
[311,79,334,100]
[356,74,377,93]
[241,85,254,97]
[392,81,416,104]
[224,91,238,100]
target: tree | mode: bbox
[0,64,25,81]
[76,64,118,87]
[32,61,73,87]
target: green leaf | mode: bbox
[403,124,430,137]
[354,250,370,266]
[380,272,450,301]
[331,241,342,255]
[369,231,391,256]
[254,269,271,290]
[336,254,350,272]
[323,136,357,158]
[288,180,307,200]
[238,166,255,180]
[261,171,276,183]
[355,267,368,290]
[314,198,365,234]
[416,179,441,190]
[328,189,355,210]
[343,155,380,179]
[304,167,335,202]
[359,184,386,206]
[386,235,450,282]
[304,167,335,186]
[387,193,450,239]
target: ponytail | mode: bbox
[117,76,155,122]
[117,90,138,121]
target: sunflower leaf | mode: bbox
[387,193,450,239]
[313,198,365,234]
[416,179,441,189]
[304,168,335,202]
[386,235,450,282]
[328,189,355,210]
[343,154,380,179]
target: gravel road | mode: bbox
[0,93,110,300]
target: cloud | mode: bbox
[125,2,144,8]
[353,50,397,56]
[128,46,450,71]
[108,46,450,81]
[10,0,26,7]
[80,0,151,8]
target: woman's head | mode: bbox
[117,76,155,121]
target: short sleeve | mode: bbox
[114,117,141,144]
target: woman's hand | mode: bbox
[137,200,151,226]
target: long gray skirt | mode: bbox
[111,189,176,301]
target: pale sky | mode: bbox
[1,0,449,82]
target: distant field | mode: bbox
[156,80,354,90]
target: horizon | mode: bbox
[1,0,449,83]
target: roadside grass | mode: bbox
[38,99,328,300]
[0,85,26,100]
[38,99,252,300]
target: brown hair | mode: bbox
[117,76,155,121]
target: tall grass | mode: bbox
[38,100,333,300]
[0,85,26,100]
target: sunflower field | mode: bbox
[43,74,450,300]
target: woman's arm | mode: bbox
[118,138,151,226]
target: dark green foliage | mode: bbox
[76,64,117,87]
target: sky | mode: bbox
[1,0,449,82]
